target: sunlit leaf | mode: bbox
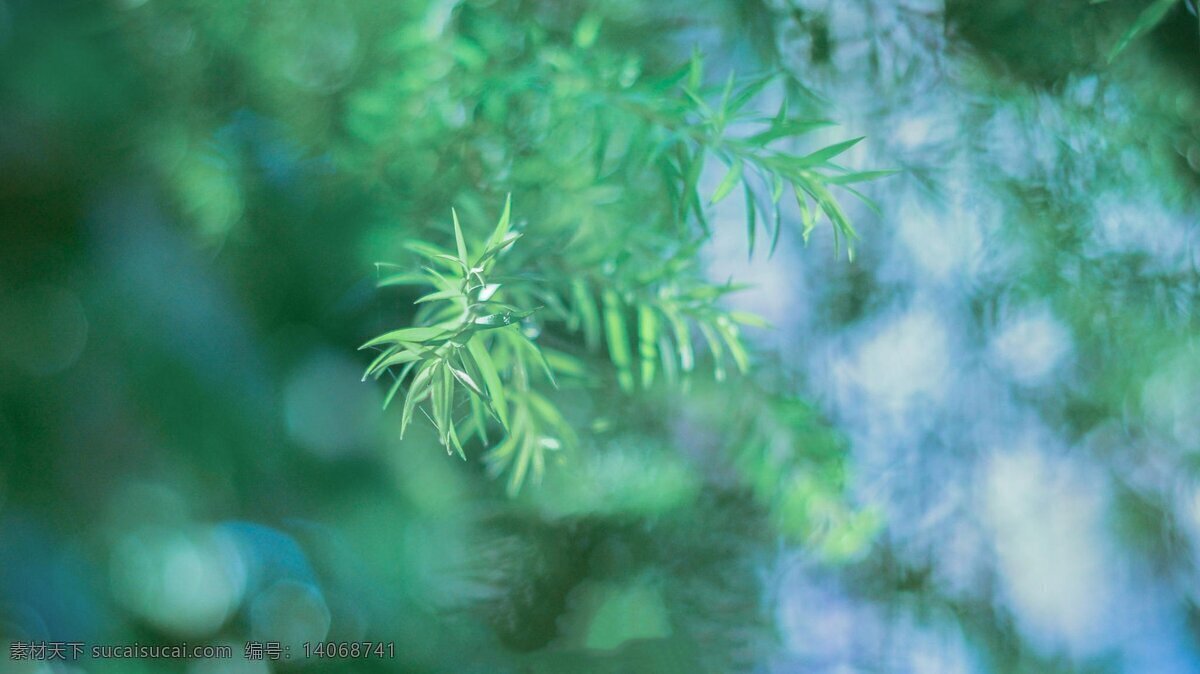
[452,208,468,265]
[662,306,694,372]
[602,289,635,391]
[571,278,602,350]
[698,321,726,382]
[467,336,508,428]
[359,326,447,350]
[711,158,743,204]
[638,303,659,387]
[400,360,436,439]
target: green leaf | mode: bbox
[602,289,635,392]
[730,311,770,328]
[718,71,735,117]
[698,321,726,382]
[414,288,461,304]
[769,200,784,257]
[687,47,703,93]
[473,308,535,329]
[825,169,900,185]
[682,146,707,225]
[363,344,401,380]
[527,391,572,438]
[404,241,462,271]
[475,232,522,269]
[571,278,601,350]
[377,272,427,288]
[748,119,835,145]
[511,329,558,388]
[794,182,817,244]
[638,303,659,387]
[434,362,454,446]
[771,172,785,203]
[658,334,678,385]
[716,318,750,374]
[383,372,407,410]
[711,158,743,204]
[508,434,533,496]
[810,181,858,243]
[593,114,610,179]
[744,181,757,256]
[431,253,468,270]
[543,349,589,379]
[484,193,513,256]
[449,364,486,399]
[662,306,694,372]
[796,136,864,167]
[1108,0,1179,62]
[727,72,776,116]
[467,336,509,428]
[401,360,436,438]
[573,12,601,48]
[366,349,421,378]
[468,394,489,445]
[447,422,466,460]
[452,208,468,265]
[359,326,446,350]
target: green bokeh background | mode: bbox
[2,1,1200,672]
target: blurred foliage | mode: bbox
[4,0,1200,672]
[0,0,880,671]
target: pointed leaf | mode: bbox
[727,73,775,116]
[716,317,750,374]
[744,180,757,256]
[698,321,727,382]
[452,208,468,264]
[367,349,422,378]
[467,336,508,428]
[1107,0,1179,62]
[711,158,743,204]
[825,169,899,185]
[730,311,770,328]
[795,136,864,167]
[769,200,784,256]
[468,393,489,445]
[571,278,601,350]
[449,364,486,399]
[447,422,466,460]
[602,289,634,392]
[359,326,446,350]
[662,305,694,372]
[400,361,436,438]
[638,303,659,388]
[484,193,513,256]
[415,288,461,304]
[473,308,536,329]
[363,344,401,380]
[749,119,835,145]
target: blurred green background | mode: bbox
[2,0,1200,672]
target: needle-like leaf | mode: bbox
[602,289,634,391]
[711,158,743,204]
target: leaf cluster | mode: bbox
[361,17,893,495]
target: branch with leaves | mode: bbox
[603,51,896,260]
[361,41,892,496]
[362,197,578,492]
